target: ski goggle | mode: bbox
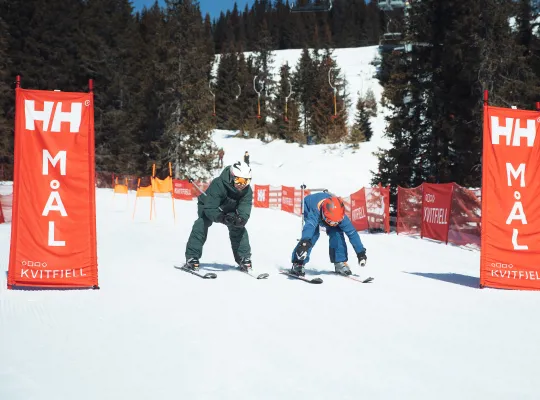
[233,176,251,186]
[322,213,342,227]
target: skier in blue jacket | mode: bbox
[290,192,367,276]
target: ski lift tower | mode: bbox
[290,0,333,13]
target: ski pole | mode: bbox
[188,178,224,212]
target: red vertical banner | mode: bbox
[281,186,295,213]
[350,188,368,231]
[421,183,453,243]
[8,88,98,288]
[254,185,270,208]
[481,105,540,290]
[172,179,194,200]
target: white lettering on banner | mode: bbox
[43,150,67,176]
[42,181,67,217]
[425,194,435,203]
[42,150,68,247]
[257,189,267,202]
[491,117,536,147]
[506,163,526,187]
[491,269,540,280]
[283,198,293,206]
[174,188,191,196]
[48,221,65,247]
[423,207,448,225]
[352,207,366,220]
[25,100,83,133]
[20,268,87,279]
[492,116,538,250]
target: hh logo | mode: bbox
[25,100,83,133]
[257,189,267,202]
[491,117,537,147]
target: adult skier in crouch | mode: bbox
[290,192,367,276]
[184,161,253,271]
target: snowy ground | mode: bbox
[2,191,540,400]
[2,46,540,399]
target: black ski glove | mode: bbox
[231,214,246,228]
[357,250,367,267]
[216,213,236,227]
[294,239,312,263]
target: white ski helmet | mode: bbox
[231,161,252,179]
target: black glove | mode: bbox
[217,213,246,228]
[231,214,246,228]
[216,213,236,227]
[357,250,367,267]
[294,239,312,263]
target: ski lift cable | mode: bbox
[253,75,264,119]
[209,81,216,116]
[328,67,338,117]
[284,80,294,122]
[235,83,241,100]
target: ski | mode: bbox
[174,265,217,279]
[279,270,323,284]
[335,273,374,283]
[237,267,269,280]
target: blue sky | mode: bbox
[131,0,255,19]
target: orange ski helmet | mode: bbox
[320,196,345,226]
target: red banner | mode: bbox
[481,105,540,290]
[0,198,4,223]
[8,88,98,288]
[281,186,295,213]
[421,183,453,243]
[350,188,368,231]
[254,185,270,208]
[172,179,193,200]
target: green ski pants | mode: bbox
[185,214,251,263]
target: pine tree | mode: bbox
[310,51,348,144]
[350,96,372,147]
[0,14,12,174]
[292,48,316,142]
[273,63,301,142]
[251,18,276,139]
[158,0,216,180]
[363,87,377,117]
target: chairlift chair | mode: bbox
[290,0,333,13]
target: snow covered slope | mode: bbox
[2,46,540,400]
[1,189,540,400]
[213,46,390,195]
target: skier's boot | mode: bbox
[184,257,200,271]
[334,262,352,276]
[238,256,252,272]
[290,262,305,277]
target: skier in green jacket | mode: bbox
[184,161,253,271]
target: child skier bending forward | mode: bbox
[290,192,367,276]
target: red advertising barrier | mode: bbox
[281,186,295,213]
[172,179,194,200]
[254,185,270,208]
[366,185,390,232]
[350,188,368,231]
[397,186,423,235]
[421,183,453,243]
[480,104,540,290]
[8,87,98,289]
[448,186,481,247]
